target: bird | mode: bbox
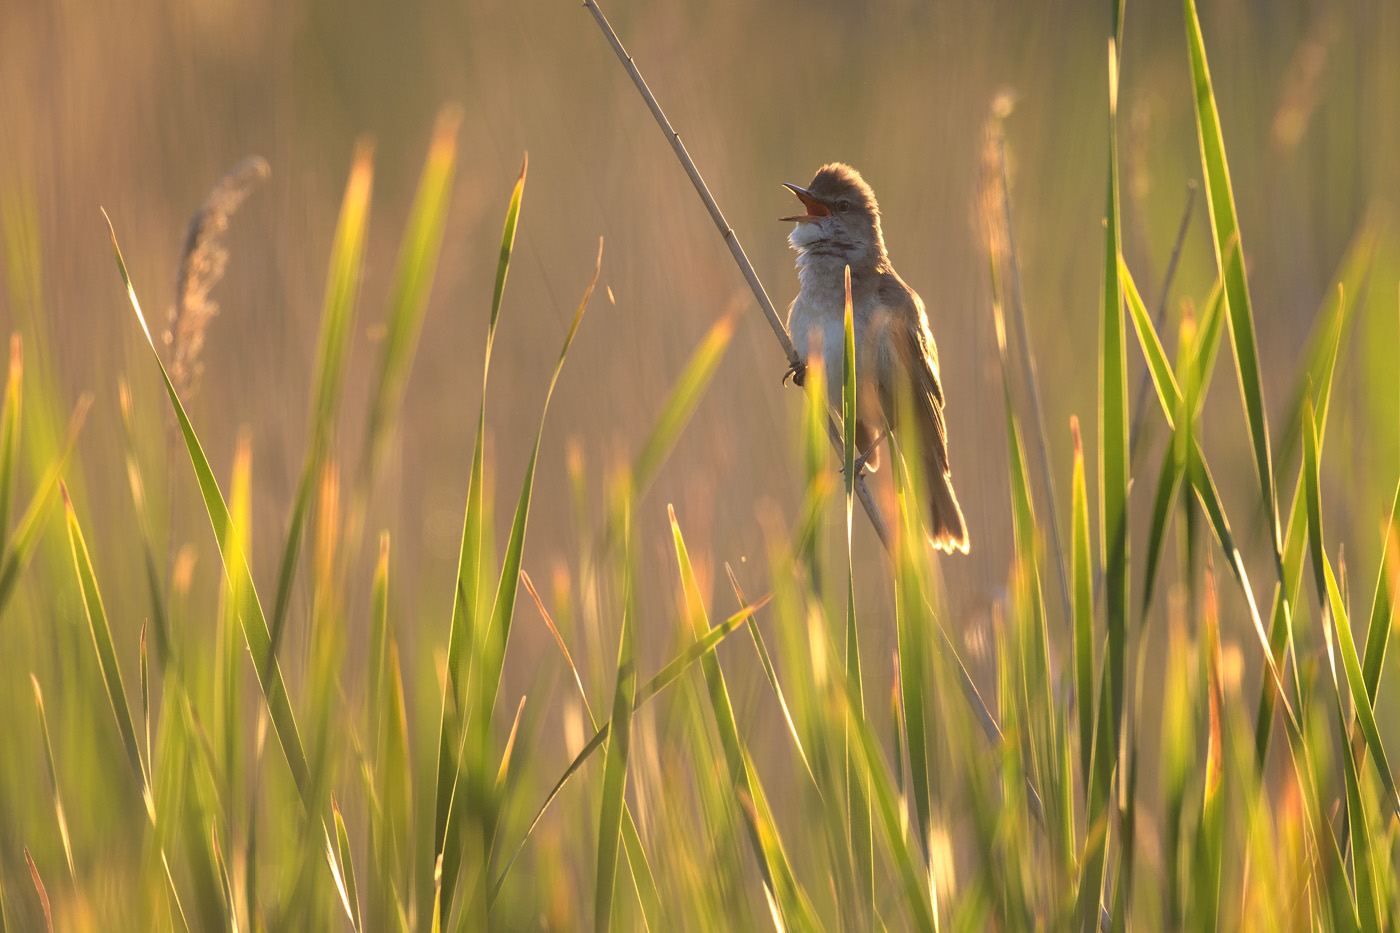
[781,162,968,554]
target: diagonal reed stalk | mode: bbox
[580,0,890,548]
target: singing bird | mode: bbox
[781,163,968,553]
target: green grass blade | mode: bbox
[332,798,362,931]
[1302,400,1327,607]
[837,663,936,933]
[1340,709,1382,931]
[1187,441,1292,720]
[440,239,599,920]
[268,140,374,666]
[493,597,764,898]
[1185,0,1281,568]
[1193,565,1225,929]
[1099,34,1130,762]
[618,813,662,932]
[890,450,932,861]
[735,755,821,933]
[1362,479,1400,699]
[361,108,462,484]
[838,265,872,907]
[1190,281,1227,417]
[117,380,172,667]
[1141,444,1184,617]
[670,506,791,909]
[594,558,636,933]
[1071,417,1094,795]
[636,598,768,707]
[1254,269,1352,761]
[61,483,151,817]
[0,394,90,619]
[432,153,526,883]
[477,240,599,721]
[630,312,734,501]
[29,676,74,881]
[725,565,816,789]
[104,210,314,809]
[1275,224,1377,483]
[1325,557,1400,819]
[1120,258,1182,430]
[0,334,21,556]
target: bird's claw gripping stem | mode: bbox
[782,358,807,388]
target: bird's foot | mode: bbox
[782,359,807,388]
[841,429,888,478]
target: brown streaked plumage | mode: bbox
[782,163,968,553]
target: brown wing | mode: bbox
[876,272,949,473]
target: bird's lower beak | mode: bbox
[780,184,830,223]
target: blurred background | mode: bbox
[2,0,1399,926]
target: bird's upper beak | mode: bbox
[780,184,830,223]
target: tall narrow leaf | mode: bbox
[268,141,375,665]
[1185,0,1281,568]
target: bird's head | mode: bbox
[782,163,886,268]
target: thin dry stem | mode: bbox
[581,0,889,549]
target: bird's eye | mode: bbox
[837,199,851,213]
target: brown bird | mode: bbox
[781,163,968,553]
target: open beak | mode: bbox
[780,184,830,223]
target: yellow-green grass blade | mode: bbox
[1339,705,1382,931]
[369,533,391,765]
[1079,38,1128,931]
[62,483,152,818]
[269,140,374,670]
[1325,553,1400,820]
[1254,274,1352,761]
[0,394,89,619]
[0,334,21,556]
[1099,35,1129,761]
[1000,373,1069,877]
[725,565,817,790]
[29,676,74,881]
[440,239,599,920]
[1185,0,1282,569]
[361,108,462,485]
[889,442,933,861]
[1362,480,1400,700]
[492,596,767,900]
[1275,224,1377,487]
[839,265,872,906]
[670,507,787,905]
[332,798,362,931]
[1327,588,1383,930]
[594,552,636,933]
[1071,417,1094,795]
[104,210,315,811]
[1120,249,1312,743]
[1141,444,1184,618]
[631,313,734,502]
[216,431,252,831]
[118,380,172,667]
[836,660,936,933]
[736,755,821,933]
[1120,258,1182,431]
[1187,441,1295,725]
[432,153,525,876]
[1190,281,1226,418]
[477,239,598,731]
[160,852,193,933]
[1192,564,1225,929]
[1303,400,1327,608]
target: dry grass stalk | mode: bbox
[168,155,270,397]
